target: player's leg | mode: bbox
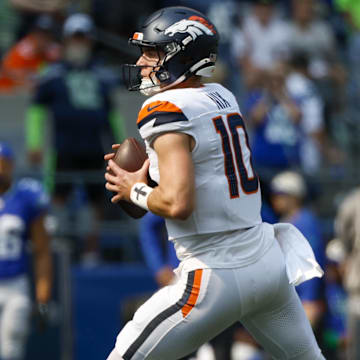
[239,240,325,360]
[106,349,124,360]
[107,268,239,360]
[0,277,31,360]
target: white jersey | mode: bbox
[137,83,262,239]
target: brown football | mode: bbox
[111,137,149,219]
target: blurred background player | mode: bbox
[270,171,326,331]
[139,213,178,288]
[322,238,348,360]
[25,13,126,265]
[0,142,52,360]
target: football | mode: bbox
[110,137,149,219]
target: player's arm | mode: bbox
[30,214,52,304]
[105,132,195,220]
[147,132,195,220]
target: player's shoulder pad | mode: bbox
[137,91,189,131]
[17,178,49,206]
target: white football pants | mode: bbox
[0,275,31,360]
[107,240,325,360]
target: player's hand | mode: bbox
[104,144,121,161]
[156,266,175,287]
[105,158,150,202]
[35,302,50,333]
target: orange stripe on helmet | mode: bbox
[137,101,183,124]
[181,269,203,318]
[188,16,216,34]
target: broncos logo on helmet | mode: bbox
[164,18,215,41]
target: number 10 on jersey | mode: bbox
[213,113,259,198]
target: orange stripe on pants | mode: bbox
[181,269,203,318]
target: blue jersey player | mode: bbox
[270,171,326,329]
[0,142,52,360]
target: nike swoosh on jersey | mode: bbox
[147,103,162,112]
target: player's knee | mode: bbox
[106,348,124,360]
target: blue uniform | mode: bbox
[0,178,49,278]
[290,208,325,302]
[139,213,178,276]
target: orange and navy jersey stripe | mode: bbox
[123,269,203,360]
[137,100,188,129]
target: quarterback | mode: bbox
[104,6,325,360]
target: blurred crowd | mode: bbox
[0,0,360,359]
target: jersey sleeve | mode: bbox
[137,99,192,144]
[18,179,50,222]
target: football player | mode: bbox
[104,6,325,360]
[0,142,52,360]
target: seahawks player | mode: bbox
[0,142,52,360]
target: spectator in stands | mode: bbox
[270,171,326,330]
[286,52,344,174]
[206,1,243,95]
[287,0,338,79]
[0,15,60,93]
[25,13,126,265]
[336,0,360,119]
[244,61,302,184]
[232,0,289,90]
[0,142,52,360]
[286,52,325,174]
[334,187,360,359]
[286,0,346,112]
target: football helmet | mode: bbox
[123,6,219,95]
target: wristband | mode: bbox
[130,182,153,210]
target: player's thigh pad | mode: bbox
[114,268,239,360]
[239,240,324,360]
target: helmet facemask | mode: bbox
[123,40,184,96]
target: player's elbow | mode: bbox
[169,201,194,220]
